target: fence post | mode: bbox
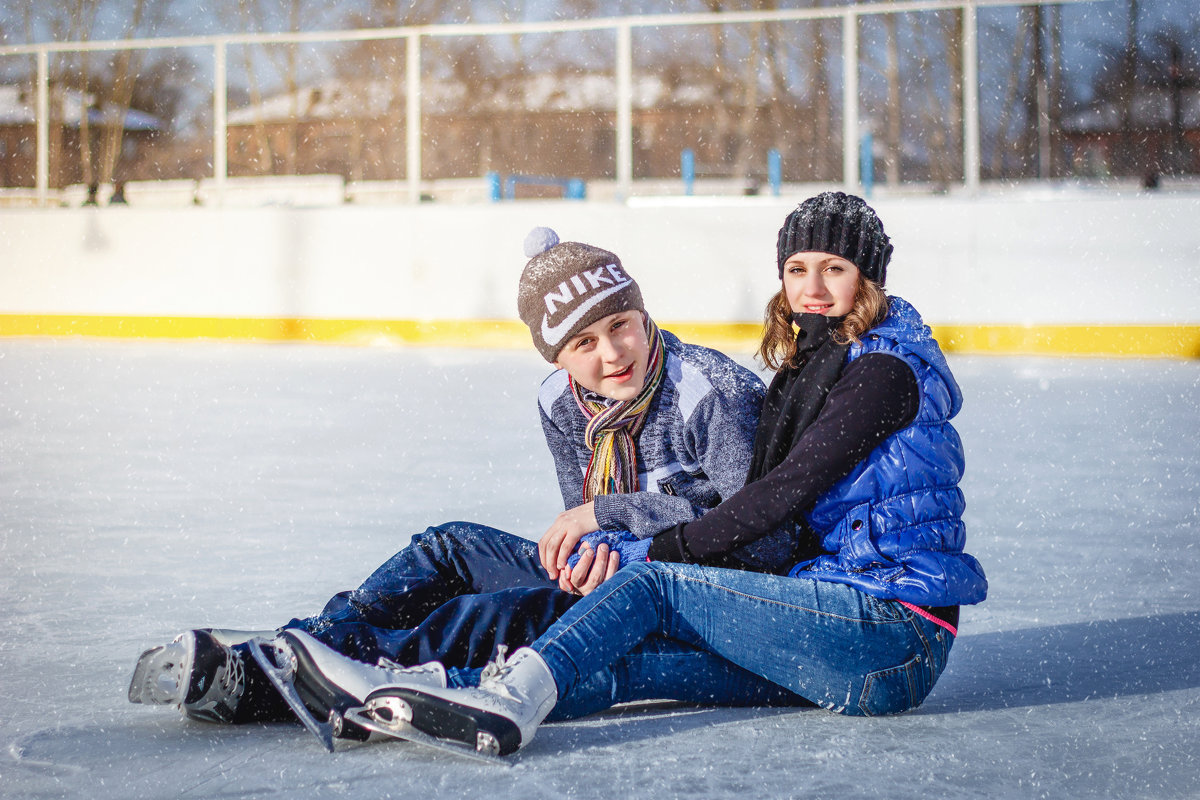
[768,148,781,196]
[36,48,48,207]
[406,32,422,204]
[615,22,633,201]
[842,10,860,192]
[963,0,981,194]
[681,148,695,195]
[212,40,227,206]
[860,133,874,198]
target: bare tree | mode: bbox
[67,0,103,188]
[1022,5,1051,177]
[1047,2,1064,177]
[331,0,472,180]
[987,11,1033,178]
[1120,0,1140,161]
[8,0,181,186]
[882,11,902,184]
[913,9,963,184]
[221,0,309,175]
[808,12,835,181]
[1152,25,1198,174]
[96,0,170,185]
[1085,13,1200,177]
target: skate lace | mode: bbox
[218,650,245,699]
[377,656,441,677]
[479,645,512,686]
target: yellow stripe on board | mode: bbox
[932,324,1200,359]
[1,314,1198,358]
[0,314,531,348]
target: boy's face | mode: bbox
[781,251,860,317]
[553,311,650,402]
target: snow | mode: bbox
[1,339,1198,799]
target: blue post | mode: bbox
[767,149,781,196]
[486,171,502,202]
[566,178,586,200]
[681,148,695,196]
[859,134,874,198]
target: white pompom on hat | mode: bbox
[524,226,560,258]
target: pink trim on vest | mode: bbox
[899,600,958,637]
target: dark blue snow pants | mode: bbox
[285,521,578,668]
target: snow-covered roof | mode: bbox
[226,73,723,124]
[1062,87,1200,133]
[0,85,36,124]
[0,84,161,130]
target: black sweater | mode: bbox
[648,342,919,565]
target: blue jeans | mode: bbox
[285,522,579,669]
[535,635,812,722]
[286,521,808,721]
[531,560,955,717]
[235,522,810,723]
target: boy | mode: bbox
[128,227,766,727]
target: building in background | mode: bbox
[1061,86,1200,180]
[0,84,161,189]
[223,71,821,188]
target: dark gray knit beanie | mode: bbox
[517,227,645,362]
[776,192,893,286]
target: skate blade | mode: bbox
[128,644,169,704]
[204,628,277,647]
[128,635,193,706]
[344,697,511,767]
[246,637,336,753]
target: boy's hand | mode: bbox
[538,501,599,578]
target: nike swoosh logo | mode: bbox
[540,279,633,347]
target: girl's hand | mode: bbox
[558,542,620,595]
[538,501,599,578]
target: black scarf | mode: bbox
[745,313,850,485]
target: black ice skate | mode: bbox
[248,629,448,753]
[128,629,255,724]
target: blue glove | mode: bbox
[566,530,652,570]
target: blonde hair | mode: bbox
[757,277,889,371]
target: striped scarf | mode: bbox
[570,317,667,502]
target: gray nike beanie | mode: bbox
[517,227,645,362]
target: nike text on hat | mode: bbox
[517,227,645,362]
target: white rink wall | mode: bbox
[1,192,1198,326]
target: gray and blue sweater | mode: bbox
[538,330,767,556]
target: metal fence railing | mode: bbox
[1,0,1141,206]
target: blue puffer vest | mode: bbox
[787,296,988,607]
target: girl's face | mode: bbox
[782,251,860,317]
[554,311,650,401]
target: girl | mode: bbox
[128,228,786,728]
[315,192,989,756]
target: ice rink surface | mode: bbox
[2,339,1197,799]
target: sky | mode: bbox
[2,1,1194,105]
[1,0,1195,50]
